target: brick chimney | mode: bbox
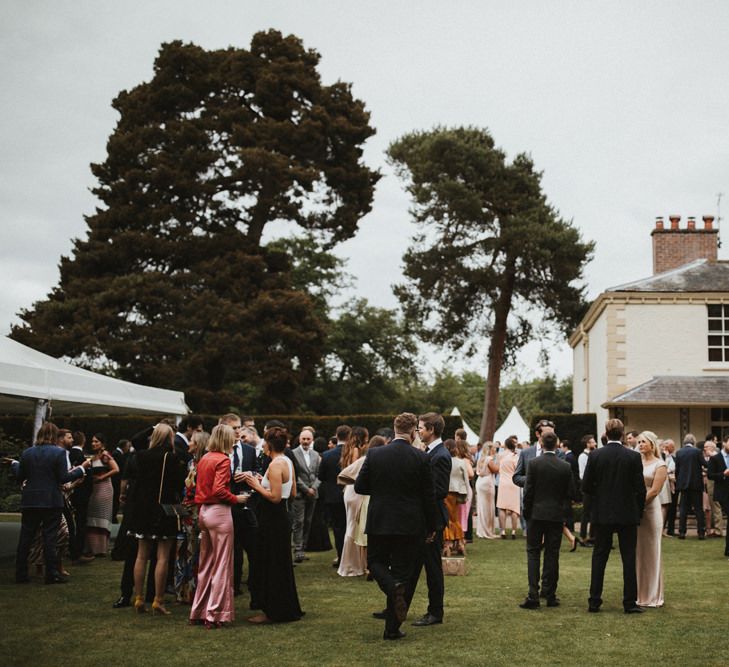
[651,214,718,274]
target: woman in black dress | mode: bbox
[127,423,186,615]
[241,426,303,624]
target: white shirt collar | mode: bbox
[427,438,442,453]
[176,432,190,445]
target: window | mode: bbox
[707,305,729,362]
[711,408,729,441]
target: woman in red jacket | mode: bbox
[189,424,248,628]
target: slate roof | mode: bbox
[603,376,729,407]
[607,259,729,293]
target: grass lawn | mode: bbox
[0,533,726,666]
[0,513,20,523]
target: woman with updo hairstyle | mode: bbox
[189,424,250,627]
[336,426,369,576]
[495,435,521,539]
[242,426,303,624]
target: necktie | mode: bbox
[233,445,240,473]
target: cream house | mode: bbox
[570,215,729,443]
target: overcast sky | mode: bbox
[2,1,728,381]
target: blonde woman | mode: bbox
[443,439,470,555]
[496,436,521,539]
[454,433,475,535]
[189,425,249,627]
[636,431,667,607]
[127,423,186,615]
[475,442,499,539]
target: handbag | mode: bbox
[442,556,467,576]
[158,452,191,530]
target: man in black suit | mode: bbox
[111,439,130,524]
[405,412,451,627]
[68,431,94,564]
[582,419,646,613]
[520,431,575,609]
[707,435,729,557]
[174,415,203,462]
[674,433,707,539]
[318,424,351,566]
[355,412,436,640]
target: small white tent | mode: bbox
[0,337,189,431]
[493,406,531,444]
[449,407,480,444]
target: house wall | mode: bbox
[620,407,711,443]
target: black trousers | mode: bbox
[16,507,63,581]
[326,501,347,561]
[368,534,421,634]
[665,490,678,534]
[526,519,562,600]
[678,489,706,536]
[63,503,79,561]
[589,523,637,609]
[232,505,258,598]
[579,492,594,540]
[406,530,445,620]
[72,499,89,557]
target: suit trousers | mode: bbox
[665,490,678,535]
[63,503,79,561]
[326,501,347,561]
[406,530,445,620]
[232,505,258,597]
[72,500,89,558]
[589,523,638,610]
[579,492,594,540]
[16,507,63,581]
[290,494,316,555]
[678,490,706,536]
[368,534,421,633]
[526,519,562,600]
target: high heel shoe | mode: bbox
[151,597,171,616]
[569,535,577,552]
[134,595,147,614]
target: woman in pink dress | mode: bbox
[495,436,521,539]
[189,425,249,628]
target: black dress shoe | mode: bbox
[519,597,540,610]
[383,630,406,640]
[113,596,131,608]
[587,605,601,613]
[546,597,560,608]
[698,534,706,541]
[372,610,387,620]
[15,576,30,584]
[677,534,686,540]
[45,574,69,584]
[412,613,442,626]
[624,606,645,614]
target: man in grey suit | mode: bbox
[291,427,321,563]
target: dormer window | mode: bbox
[708,304,729,361]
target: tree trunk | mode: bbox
[479,260,516,443]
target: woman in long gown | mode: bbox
[475,442,499,539]
[242,426,303,624]
[636,431,667,608]
[337,426,369,576]
[85,433,119,556]
[495,436,521,539]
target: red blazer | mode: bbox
[194,452,238,505]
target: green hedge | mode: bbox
[0,413,464,448]
[529,413,598,455]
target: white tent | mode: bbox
[0,337,189,427]
[449,407,480,444]
[493,406,531,444]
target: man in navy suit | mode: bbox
[675,433,707,539]
[9,422,89,584]
[707,435,729,557]
[319,424,351,566]
[406,412,451,627]
[582,419,646,613]
[355,412,436,640]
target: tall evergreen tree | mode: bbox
[387,127,593,441]
[11,31,379,412]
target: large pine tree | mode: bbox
[11,31,379,412]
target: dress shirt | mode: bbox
[301,446,312,469]
[230,442,242,473]
[578,451,589,480]
[723,450,729,469]
[426,438,443,454]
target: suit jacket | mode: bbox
[174,433,192,463]
[292,446,321,498]
[230,441,257,494]
[513,444,564,488]
[581,442,646,525]
[674,445,706,491]
[707,451,729,509]
[14,444,85,509]
[355,438,436,536]
[112,448,128,490]
[68,446,93,506]
[428,441,452,530]
[318,444,344,505]
[523,452,575,522]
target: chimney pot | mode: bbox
[669,215,680,230]
[655,216,664,230]
[687,217,696,230]
[703,215,715,230]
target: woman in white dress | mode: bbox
[475,442,499,539]
[336,427,369,577]
[636,431,667,608]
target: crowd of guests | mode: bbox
[5,411,729,638]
